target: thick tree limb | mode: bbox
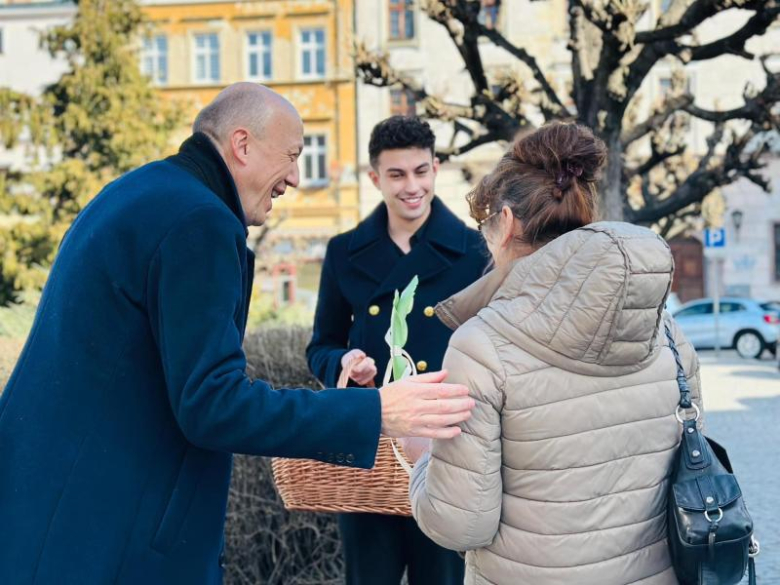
[568,3,586,107]
[570,0,611,35]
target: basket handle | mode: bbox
[336,355,355,389]
[382,350,417,476]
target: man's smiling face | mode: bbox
[369,148,439,224]
[232,108,304,227]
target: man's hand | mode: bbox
[379,370,474,439]
[341,349,377,387]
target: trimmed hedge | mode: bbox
[226,327,345,585]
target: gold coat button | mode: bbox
[368,305,380,316]
[416,360,428,372]
[424,306,435,317]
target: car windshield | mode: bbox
[675,303,714,317]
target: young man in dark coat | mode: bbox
[307,116,489,585]
[0,84,475,585]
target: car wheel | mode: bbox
[734,331,765,359]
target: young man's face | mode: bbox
[369,148,439,224]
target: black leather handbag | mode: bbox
[664,322,760,585]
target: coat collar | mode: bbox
[167,132,248,235]
[347,197,471,297]
[348,196,468,255]
[435,259,515,331]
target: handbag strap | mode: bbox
[663,320,693,409]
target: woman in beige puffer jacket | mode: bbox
[403,123,702,585]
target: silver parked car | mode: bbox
[672,297,780,359]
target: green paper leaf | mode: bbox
[387,275,418,381]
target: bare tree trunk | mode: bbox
[600,133,625,221]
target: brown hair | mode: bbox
[467,121,607,246]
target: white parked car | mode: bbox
[672,297,780,359]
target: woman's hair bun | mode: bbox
[512,121,607,195]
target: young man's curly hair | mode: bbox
[368,116,436,168]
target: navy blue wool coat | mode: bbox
[0,134,381,585]
[307,197,489,389]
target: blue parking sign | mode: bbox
[704,228,726,248]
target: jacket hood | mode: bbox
[436,222,674,374]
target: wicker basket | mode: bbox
[271,357,413,516]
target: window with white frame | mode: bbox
[246,31,272,81]
[299,28,325,80]
[141,35,168,85]
[302,135,327,186]
[194,33,220,83]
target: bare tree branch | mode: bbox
[355,38,524,150]
[423,1,490,93]
[437,131,502,162]
[355,42,475,120]
[354,0,780,224]
[684,64,780,127]
[629,126,770,223]
[634,0,769,44]
[626,2,778,106]
[621,94,694,145]
[658,207,701,239]
[684,5,780,61]
[477,24,572,119]
[627,144,686,178]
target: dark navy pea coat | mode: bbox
[0,134,380,585]
[307,196,488,391]
[306,196,488,585]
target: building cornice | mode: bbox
[0,1,76,21]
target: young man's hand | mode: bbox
[379,370,474,439]
[341,349,378,387]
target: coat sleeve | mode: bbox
[306,238,352,388]
[146,206,380,467]
[409,321,505,550]
[666,313,705,427]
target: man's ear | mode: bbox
[432,157,440,176]
[368,168,381,190]
[230,128,250,165]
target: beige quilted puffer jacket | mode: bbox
[409,222,703,585]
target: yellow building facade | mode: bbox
[139,0,359,263]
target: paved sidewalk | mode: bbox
[696,350,780,584]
